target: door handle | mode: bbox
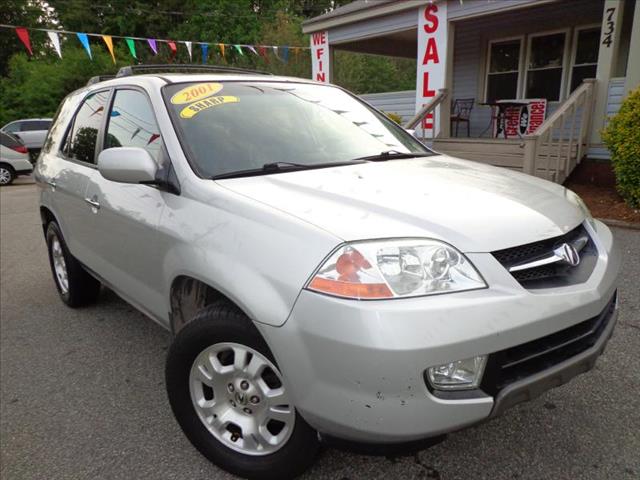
[46,179,56,190]
[84,197,100,210]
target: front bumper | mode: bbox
[258,220,621,443]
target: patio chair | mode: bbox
[450,98,474,137]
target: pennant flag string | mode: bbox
[125,38,137,60]
[76,32,92,60]
[15,27,33,55]
[47,31,62,58]
[0,24,310,53]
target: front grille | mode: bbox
[492,223,597,288]
[481,292,617,395]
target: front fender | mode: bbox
[160,178,341,327]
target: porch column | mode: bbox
[439,20,455,138]
[623,1,640,97]
[590,0,624,144]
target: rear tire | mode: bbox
[45,221,101,307]
[166,304,320,479]
[0,164,15,186]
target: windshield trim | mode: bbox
[161,80,435,180]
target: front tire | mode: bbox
[45,221,101,307]
[0,164,15,186]
[166,304,319,479]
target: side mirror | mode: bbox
[98,147,158,184]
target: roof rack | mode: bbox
[86,75,115,85]
[115,64,273,78]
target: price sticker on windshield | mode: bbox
[171,82,224,105]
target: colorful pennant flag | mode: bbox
[77,33,92,59]
[47,31,62,58]
[148,38,158,55]
[272,46,279,60]
[281,46,289,64]
[247,45,258,56]
[218,43,225,60]
[258,46,269,64]
[168,41,177,61]
[147,133,160,145]
[202,43,209,64]
[15,27,33,55]
[131,127,141,140]
[234,44,243,56]
[102,35,116,63]
[125,38,137,60]
[184,41,192,61]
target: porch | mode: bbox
[303,0,640,183]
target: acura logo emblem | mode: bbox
[554,243,580,267]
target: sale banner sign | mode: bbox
[415,1,447,137]
[310,30,330,83]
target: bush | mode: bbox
[383,111,403,125]
[602,87,640,209]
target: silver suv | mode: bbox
[36,66,620,480]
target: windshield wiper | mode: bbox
[352,150,433,162]
[211,160,366,180]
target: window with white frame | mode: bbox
[570,27,600,92]
[486,39,522,102]
[525,31,567,101]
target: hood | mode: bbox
[217,155,584,252]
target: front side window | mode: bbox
[104,89,162,163]
[163,82,430,178]
[486,39,521,102]
[21,121,48,132]
[526,32,566,101]
[571,27,600,92]
[62,90,110,164]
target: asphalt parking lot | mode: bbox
[1,178,639,480]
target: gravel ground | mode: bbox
[1,179,639,480]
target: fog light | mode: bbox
[427,355,487,390]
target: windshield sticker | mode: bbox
[179,96,240,119]
[170,82,224,104]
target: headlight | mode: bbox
[307,239,487,300]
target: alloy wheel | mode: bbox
[51,236,69,294]
[189,342,295,456]
[0,167,11,185]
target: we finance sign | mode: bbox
[311,31,330,83]
[415,1,447,137]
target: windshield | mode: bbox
[163,81,431,178]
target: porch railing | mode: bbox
[404,88,449,140]
[522,79,596,182]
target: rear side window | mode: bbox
[3,122,21,133]
[62,90,110,164]
[22,120,51,131]
[104,89,162,163]
[1,132,23,148]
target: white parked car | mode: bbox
[0,132,33,185]
[1,118,52,152]
[35,66,620,480]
